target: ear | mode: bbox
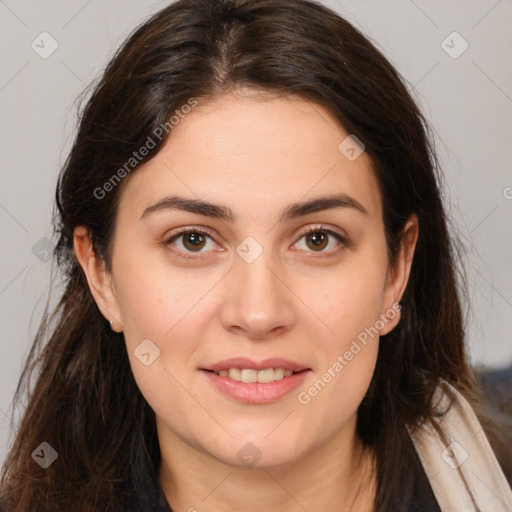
[73,226,123,332]
[379,214,418,335]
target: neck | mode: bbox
[157,414,377,512]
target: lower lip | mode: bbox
[201,370,311,404]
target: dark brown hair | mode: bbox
[1,0,510,510]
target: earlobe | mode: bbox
[73,226,123,332]
[378,303,402,336]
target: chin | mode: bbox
[211,432,304,469]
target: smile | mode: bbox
[211,367,296,383]
[201,368,311,403]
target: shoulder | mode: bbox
[475,365,512,485]
[128,460,172,512]
[407,440,442,512]
[407,375,512,510]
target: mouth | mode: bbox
[199,357,312,403]
[201,367,308,383]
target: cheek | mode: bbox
[292,252,386,411]
[307,274,382,390]
[298,253,388,349]
[116,271,206,433]
[111,255,208,400]
[114,251,214,344]
[293,282,382,442]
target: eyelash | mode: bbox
[164,224,347,260]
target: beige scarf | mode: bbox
[407,378,512,511]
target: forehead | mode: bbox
[117,93,382,224]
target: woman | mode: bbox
[1,0,511,510]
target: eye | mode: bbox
[164,224,347,260]
[164,227,219,259]
[293,225,347,255]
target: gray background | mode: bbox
[1,0,511,465]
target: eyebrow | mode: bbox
[139,193,369,222]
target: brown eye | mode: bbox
[295,226,347,255]
[181,232,207,251]
[165,228,217,258]
[305,231,329,251]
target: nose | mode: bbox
[219,248,295,340]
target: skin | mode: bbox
[75,91,418,512]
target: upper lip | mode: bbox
[201,357,311,372]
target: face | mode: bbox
[76,92,417,468]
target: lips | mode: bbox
[201,357,311,373]
[199,357,312,403]
[201,368,311,403]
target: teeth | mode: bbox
[214,368,299,383]
[274,368,285,380]
[257,368,275,383]
[228,368,241,381]
[240,369,258,383]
